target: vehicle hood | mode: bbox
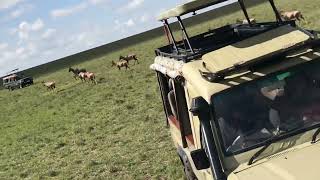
[231,143,320,180]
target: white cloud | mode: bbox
[75,32,87,42]
[0,4,33,23]
[22,43,37,59]
[12,44,36,60]
[51,2,88,18]
[125,19,135,27]
[124,0,144,10]
[11,9,23,18]
[0,43,37,74]
[140,14,150,23]
[14,18,45,41]
[31,18,44,31]
[41,28,57,39]
[50,0,110,18]
[2,51,14,59]
[88,0,108,5]
[17,21,30,40]
[113,18,137,33]
[9,4,32,19]
[15,47,25,55]
[0,43,8,50]
[0,0,23,10]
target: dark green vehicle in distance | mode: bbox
[2,74,33,91]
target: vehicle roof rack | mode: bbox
[157,0,281,21]
[157,0,283,61]
[157,0,230,21]
[3,74,17,80]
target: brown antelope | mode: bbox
[242,18,256,24]
[68,67,86,80]
[112,60,130,70]
[119,54,139,65]
[280,10,305,21]
[236,18,256,24]
[78,72,86,82]
[42,81,56,91]
[84,72,97,84]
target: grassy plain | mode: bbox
[0,0,319,179]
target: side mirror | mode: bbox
[191,149,210,170]
[189,96,209,116]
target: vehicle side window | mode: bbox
[156,72,194,147]
[156,72,174,119]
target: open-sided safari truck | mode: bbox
[2,73,33,91]
[150,0,320,179]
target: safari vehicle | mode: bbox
[150,0,320,179]
[2,73,33,91]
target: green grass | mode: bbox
[0,0,319,179]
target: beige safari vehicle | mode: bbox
[150,0,320,179]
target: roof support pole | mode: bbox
[164,20,179,54]
[268,0,283,22]
[181,30,188,51]
[163,25,171,44]
[177,16,194,54]
[238,0,252,26]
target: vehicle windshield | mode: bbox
[212,60,320,155]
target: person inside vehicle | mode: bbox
[217,89,271,151]
[262,73,312,132]
[218,108,271,151]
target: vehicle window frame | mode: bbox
[156,72,173,119]
[156,72,194,147]
[174,80,194,147]
[210,59,320,156]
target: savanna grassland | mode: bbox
[0,0,319,179]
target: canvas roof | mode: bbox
[202,25,311,73]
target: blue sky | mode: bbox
[0,0,191,76]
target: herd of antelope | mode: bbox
[41,9,304,91]
[42,54,139,91]
[69,67,97,84]
[111,54,139,70]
